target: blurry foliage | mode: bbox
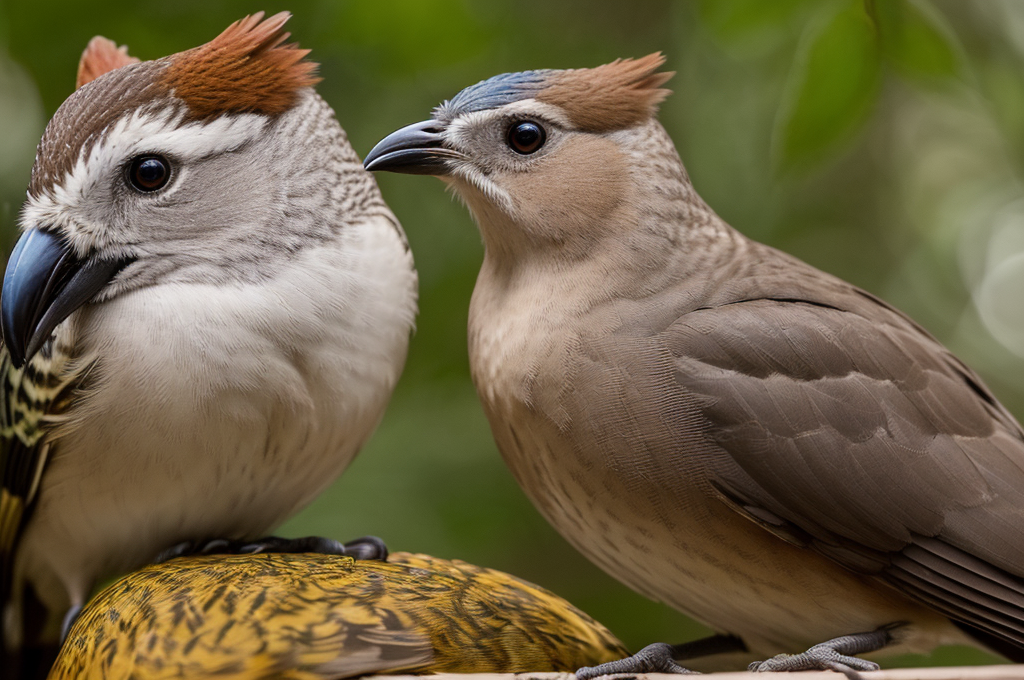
[760,0,964,171]
[876,0,962,81]
[0,0,1023,668]
[774,0,882,170]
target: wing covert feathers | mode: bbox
[657,248,1024,654]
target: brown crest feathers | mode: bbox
[164,11,320,119]
[76,37,140,89]
[537,53,673,132]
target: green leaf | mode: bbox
[697,0,813,50]
[773,0,883,171]
[874,0,962,81]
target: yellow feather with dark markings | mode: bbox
[50,552,628,679]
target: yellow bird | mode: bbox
[49,552,628,679]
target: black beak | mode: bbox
[363,120,462,175]
[1,229,130,367]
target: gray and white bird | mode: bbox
[365,55,1024,673]
[0,12,417,668]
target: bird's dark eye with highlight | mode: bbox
[127,155,171,192]
[507,121,546,155]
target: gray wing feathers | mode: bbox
[664,289,1024,642]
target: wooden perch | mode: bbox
[371,667,1024,680]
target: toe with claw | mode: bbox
[576,642,698,678]
[749,628,894,678]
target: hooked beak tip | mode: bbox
[363,119,458,176]
[1,229,131,367]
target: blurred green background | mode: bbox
[2,0,1023,669]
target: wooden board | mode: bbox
[371,667,1024,680]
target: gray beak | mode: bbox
[363,120,461,175]
[1,228,131,367]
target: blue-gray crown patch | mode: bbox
[434,70,551,121]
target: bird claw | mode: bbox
[749,631,888,678]
[337,535,389,560]
[154,535,388,563]
[236,535,351,556]
[576,642,699,678]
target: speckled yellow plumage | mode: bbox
[49,552,628,679]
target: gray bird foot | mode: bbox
[155,535,388,563]
[576,643,699,678]
[748,628,893,678]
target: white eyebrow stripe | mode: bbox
[19,109,270,253]
[86,108,270,165]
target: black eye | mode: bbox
[507,121,546,155]
[127,155,171,192]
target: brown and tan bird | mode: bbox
[49,551,628,680]
[365,55,1024,673]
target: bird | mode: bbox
[48,550,628,680]
[363,53,1024,674]
[0,12,417,674]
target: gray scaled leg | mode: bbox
[749,626,897,678]
[576,634,747,678]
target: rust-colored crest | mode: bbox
[164,11,320,119]
[76,36,140,89]
[538,53,673,132]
